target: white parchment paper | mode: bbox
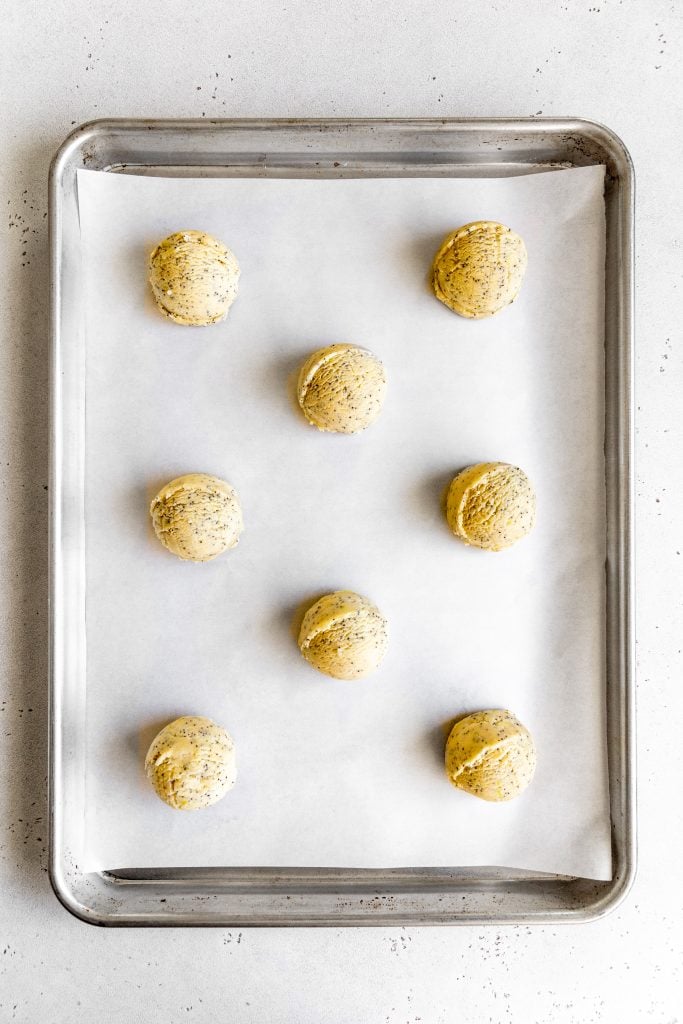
[77,165,610,879]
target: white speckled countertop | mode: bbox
[1,1,681,1020]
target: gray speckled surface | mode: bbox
[1,0,680,1019]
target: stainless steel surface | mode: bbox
[49,118,634,927]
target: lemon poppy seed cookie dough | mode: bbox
[149,230,240,326]
[145,716,237,810]
[298,590,389,680]
[445,709,536,802]
[432,221,527,319]
[297,344,387,434]
[446,462,536,551]
[150,473,243,562]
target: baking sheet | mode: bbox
[77,165,610,879]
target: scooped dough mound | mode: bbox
[149,230,240,325]
[431,221,527,319]
[150,473,243,562]
[446,462,535,551]
[297,344,387,434]
[145,715,237,810]
[298,590,389,679]
[445,709,536,802]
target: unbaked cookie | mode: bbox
[446,462,535,551]
[298,590,389,680]
[149,230,240,325]
[432,221,527,319]
[297,344,387,434]
[145,715,237,810]
[150,473,243,562]
[445,709,536,802]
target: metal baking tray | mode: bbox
[49,118,634,926]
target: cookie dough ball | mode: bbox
[431,221,527,319]
[298,590,389,680]
[446,462,535,551]
[445,709,536,802]
[145,716,237,810]
[297,344,387,434]
[149,230,240,326]
[150,473,243,562]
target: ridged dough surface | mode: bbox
[432,221,527,319]
[445,709,536,802]
[149,230,240,326]
[145,716,237,810]
[150,473,243,562]
[298,590,389,679]
[297,344,387,433]
[446,462,535,551]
